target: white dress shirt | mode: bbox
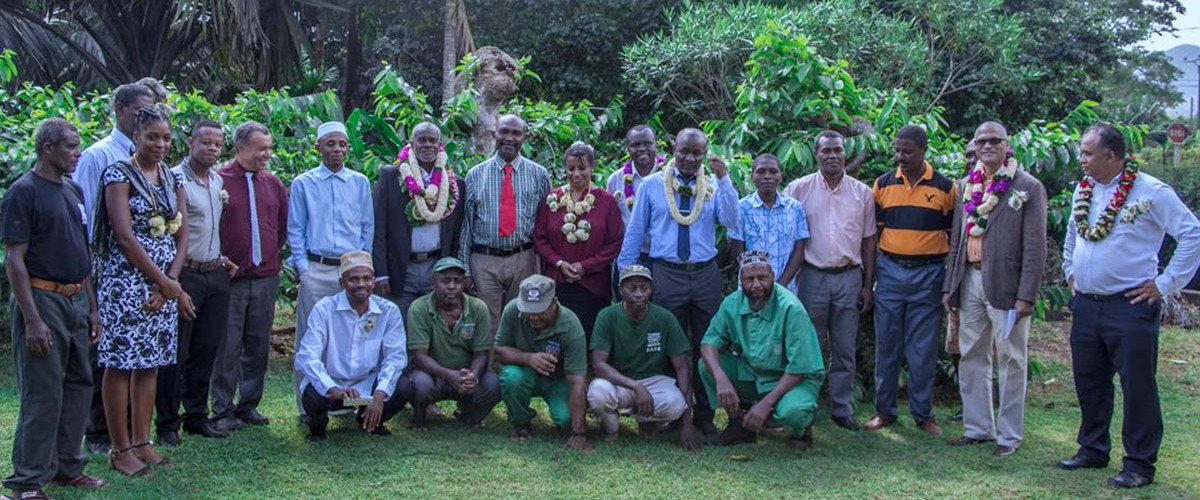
[72,129,134,235]
[1063,172,1200,295]
[295,291,408,397]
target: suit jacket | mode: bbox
[943,168,1047,310]
[372,165,465,299]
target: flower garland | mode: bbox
[615,156,664,210]
[962,158,1018,236]
[1073,158,1139,242]
[132,156,183,238]
[396,145,458,226]
[662,158,716,226]
[546,185,596,243]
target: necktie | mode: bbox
[677,192,691,262]
[246,172,262,266]
[498,163,516,237]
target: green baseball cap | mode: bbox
[432,257,467,273]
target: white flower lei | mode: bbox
[399,150,453,223]
[662,158,716,227]
[546,184,596,244]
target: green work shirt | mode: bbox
[406,293,493,370]
[590,303,689,380]
[701,283,825,392]
[495,300,588,379]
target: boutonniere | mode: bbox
[219,189,230,204]
[1007,190,1029,211]
[362,316,376,334]
[1119,199,1152,224]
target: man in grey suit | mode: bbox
[942,122,1046,457]
[373,122,465,317]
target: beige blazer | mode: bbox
[943,168,1048,310]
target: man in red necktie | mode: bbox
[458,114,551,335]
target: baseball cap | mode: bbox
[517,274,556,313]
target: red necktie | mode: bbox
[499,164,516,236]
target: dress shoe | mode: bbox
[694,419,720,437]
[85,439,111,456]
[788,426,814,450]
[211,416,245,433]
[831,415,860,431]
[306,427,327,442]
[156,430,182,448]
[1108,470,1152,488]
[368,426,392,436]
[237,409,270,425]
[993,444,1017,457]
[706,418,757,446]
[917,418,943,436]
[946,435,993,446]
[183,420,229,438]
[1056,453,1108,470]
[862,413,896,431]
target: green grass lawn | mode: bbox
[0,322,1197,499]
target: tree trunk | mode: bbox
[441,0,458,113]
[343,1,362,114]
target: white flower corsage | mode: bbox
[1007,190,1029,211]
[218,189,230,204]
[362,316,376,334]
[1119,199,1152,224]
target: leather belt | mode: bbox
[1078,290,1133,302]
[809,263,859,273]
[410,250,441,263]
[307,252,341,266]
[185,258,224,272]
[883,252,945,268]
[30,277,84,297]
[471,242,533,257]
[651,258,716,272]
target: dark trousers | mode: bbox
[155,268,230,432]
[301,382,412,432]
[557,283,609,343]
[210,275,279,420]
[4,290,92,491]
[85,347,107,445]
[1069,294,1163,478]
[872,255,943,422]
[651,262,723,426]
[407,368,501,425]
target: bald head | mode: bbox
[495,114,527,162]
[973,121,1010,169]
[411,121,443,168]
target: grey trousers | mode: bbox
[406,368,501,425]
[650,262,723,425]
[957,268,1029,447]
[394,260,436,322]
[4,290,92,491]
[470,248,538,337]
[797,265,862,418]
[293,262,341,414]
[210,275,279,420]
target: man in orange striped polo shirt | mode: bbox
[864,125,957,436]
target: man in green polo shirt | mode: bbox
[699,251,825,449]
[589,264,699,451]
[404,257,499,429]
[494,274,591,451]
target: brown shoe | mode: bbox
[946,435,993,446]
[918,419,943,436]
[53,474,108,489]
[993,444,1017,457]
[862,413,896,431]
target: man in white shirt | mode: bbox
[1057,124,1200,488]
[294,251,411,441]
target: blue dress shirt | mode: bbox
[288,164,375,274]
[72,129,134,235]
[617,170,739,269]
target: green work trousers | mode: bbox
[499,365,570,428]
[699,352,819,438]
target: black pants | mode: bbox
[301,383,413,432]
[557,283,609,343]
[650,261,723,426]
[156,268,231,432]
[406,369,501,425]
[1069,294,1163,478]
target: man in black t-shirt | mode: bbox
[2,118,108,498]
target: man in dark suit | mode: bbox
[373,122,466,318]
[942,121,1046,457]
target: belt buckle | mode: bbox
[61,283,81,297]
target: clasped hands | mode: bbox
[555,260,583,283]
[145,277,196,319]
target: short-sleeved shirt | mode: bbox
[590,303,689,380]
[406,293,493,370]
[495,300,587,378]
[872,163,957,258]
[173,161,224,262]
[701,283,825,393]
[786,172,876,268]
[728,192,809,287]
[1,171,91,282]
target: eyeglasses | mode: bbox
[975,137,1007,146]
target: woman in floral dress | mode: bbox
[93,107,195,476]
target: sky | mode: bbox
[1142,2,1200,52]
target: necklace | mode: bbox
[617,156,664,210]
[547,184,596,243]
[397,145,457,226]
[963,158,1017,236]
[132,156,182,238]
[1073,158,1139,242]
[662,158,715,226]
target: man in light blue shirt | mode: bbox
[616,128,738,435]
[288,121,375,415]
[1056,124,1200,488]
[729,153,809,292]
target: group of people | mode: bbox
[4,78,1200,499]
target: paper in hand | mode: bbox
[1003,309,1018,339]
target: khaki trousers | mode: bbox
[293,262,342,414]
[957,267,1030,447]
[587,375,687,434]
[470,249,538,336]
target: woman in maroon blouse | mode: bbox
[534,141,624,340]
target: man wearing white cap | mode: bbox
[294,250,410,441]
[288,121,375,416]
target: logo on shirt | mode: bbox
[646,332,662,353]
[544,341,561,357]
[77,203,87,226]
[461,323,476,340]
[925,194,936,203]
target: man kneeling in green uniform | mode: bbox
[700,251,825,449]
[495,275,591,451]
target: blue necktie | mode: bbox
[677,193,691,262]
[245,172,262,266]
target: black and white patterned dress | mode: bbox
[95,165,179,370]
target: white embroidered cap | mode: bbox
[317,121,348,141]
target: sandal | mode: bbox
[108,447,154,477]
[132,442,175,469]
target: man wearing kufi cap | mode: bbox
[401,257,500,429]
[294,251,412,441]
[699,251,825,450]
[494,275,591,451]
[588,265,699,451]
[289,121,376,416]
